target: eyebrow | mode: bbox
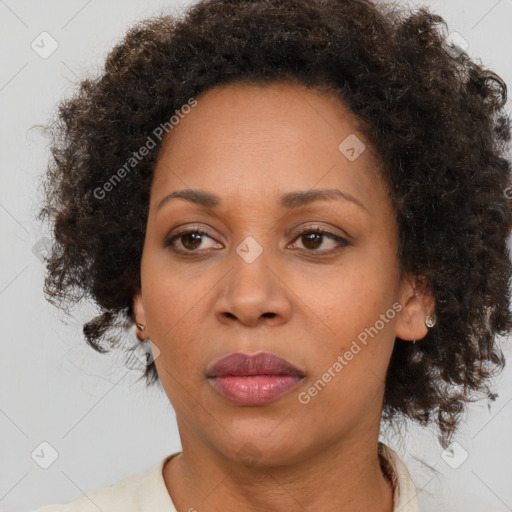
[156,188,368,212]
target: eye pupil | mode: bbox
[303,232,322,249]
[182,232,203,250]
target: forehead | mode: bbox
[150,81,386,213]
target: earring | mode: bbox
[136,322,145,331]
[425,314,436,328]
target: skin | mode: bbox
[132,81,434,512]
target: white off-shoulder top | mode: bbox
[34,442,420,511]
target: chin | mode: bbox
[211,423,315,468]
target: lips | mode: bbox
[207,352,305,378]
[206,352,305,405]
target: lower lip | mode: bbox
[208,375,303,405]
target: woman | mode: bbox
[35,0,512,510]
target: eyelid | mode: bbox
[164,224,219,247]
[164,222,351,255]
[288,225,350,251]
[289,223,352,242]
[164,222,349,242]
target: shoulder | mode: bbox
[378,442,420,512]
[33,469,155,512]
[33,453,180,512]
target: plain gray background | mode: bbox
[1,1,511,511]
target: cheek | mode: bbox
[293,245,399,404]
[147,282,207,416]
[141,260,207,376]
[297,307,396,434]
[141,236,207,330]
[295,243,399,340]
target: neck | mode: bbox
[163,426,394,512]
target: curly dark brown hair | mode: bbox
[37,0,512,448]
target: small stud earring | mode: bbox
[136,322,145,331]
[425,314,436,328]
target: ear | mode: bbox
[132,290,147,342]
[395,274,435,343]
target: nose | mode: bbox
[213,243,292,327]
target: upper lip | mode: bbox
[206,351,305,378]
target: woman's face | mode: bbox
[133,81,426,466]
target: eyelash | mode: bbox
[164,226,349,255]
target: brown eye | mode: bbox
[301,232,323,250]
[291,228,349,253]
[165,229,220,253]
[181,232,204,250]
